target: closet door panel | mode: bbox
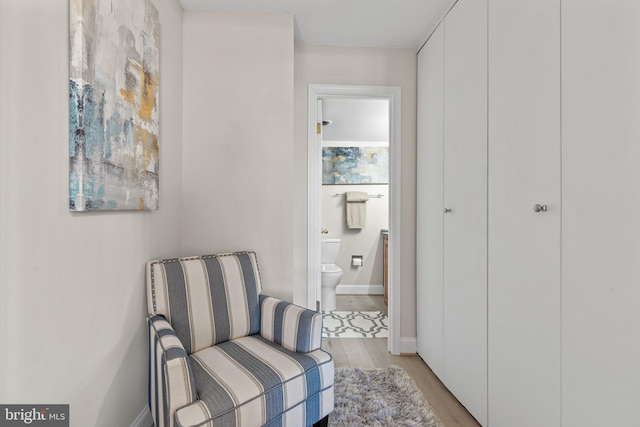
[416,22,445,379]
[442,0,487,424]
[562,1,640,425]
[488,1,561,426]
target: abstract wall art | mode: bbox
[322,146,389,185]
[69,0,160,211]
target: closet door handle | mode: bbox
[443,208,452,214]
[533,204,548,213]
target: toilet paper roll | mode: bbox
[352,257,363,267]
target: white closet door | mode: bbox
[416,22,445,378]
[487,1,561,426]
[442,0,488,424]
[562,1,640,425]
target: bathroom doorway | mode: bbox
[307,84,401,354]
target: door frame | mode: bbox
[307,84,402,355]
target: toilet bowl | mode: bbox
[321,238,343,311]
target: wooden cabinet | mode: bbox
[417,0,487,424]
[416,18,445,379]
[487,1,562,425]
[382,231,388,305]
[561,2,640,425]
[418,1,640,426]
[442,0,487,424]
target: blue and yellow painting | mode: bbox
[322,147,389,185]
[69,0,159,211]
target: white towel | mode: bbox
[346,191,368,229]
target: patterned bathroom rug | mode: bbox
[322,311,388,338]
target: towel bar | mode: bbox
[333,193,384,198]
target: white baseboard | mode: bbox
[399,337,417,355]
[131,406,153,427]
[336,283,384,295]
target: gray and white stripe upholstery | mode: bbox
[148,315,197,427]
[147,251,334,427]
[175,336,334,427]
[260,296,323,353]
[148,252,262,353]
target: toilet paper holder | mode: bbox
[351,255,364,267]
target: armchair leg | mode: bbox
[312,415,329,427]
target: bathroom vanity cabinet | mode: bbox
[382,231,388,305]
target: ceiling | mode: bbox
[322,98,389,143]
[178,0,456,49]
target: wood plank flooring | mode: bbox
[333,294,388,313]
[323,295,481,427]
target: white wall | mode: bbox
[294,44,417,338]
[181,11,295,301]
[0,0,183,426]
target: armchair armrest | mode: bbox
[148,315,197,427]
[259,295,323,353]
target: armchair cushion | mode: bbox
[260,295,323,353]
[147,252,262,353]
[174,336,334,427]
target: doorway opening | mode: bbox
[307,84,401,354]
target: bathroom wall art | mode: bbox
[322,146,389,185]
[69,0,160,211]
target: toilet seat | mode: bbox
[321,264,342,275]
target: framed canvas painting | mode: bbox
[322,146,389,185]
[69,0,160,211]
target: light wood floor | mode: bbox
[322,295,480,427]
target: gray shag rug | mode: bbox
[329,366,443,427]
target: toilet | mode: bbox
[321,238,343,311]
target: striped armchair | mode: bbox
[146,251,334,427]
